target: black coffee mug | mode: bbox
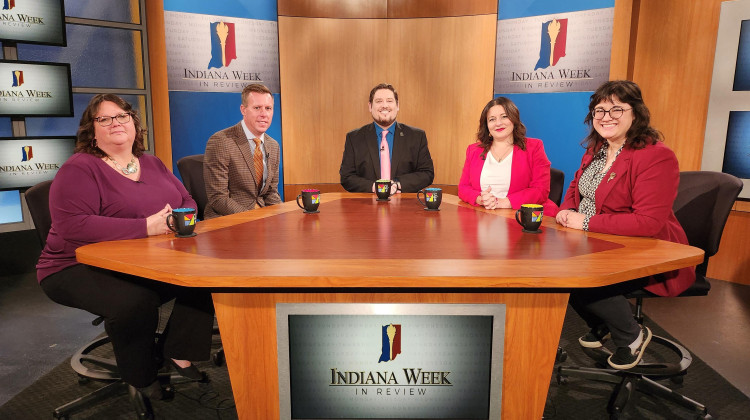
[167,207,197,237]
[297,189,321,213]
[417,188,442,211]
[375,179,392,200]
[515,204,544,233]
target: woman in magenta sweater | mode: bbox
[458,97,558,217]
[37,94,213,399]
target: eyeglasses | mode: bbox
[94,112,132,127]
[592,106,631,120]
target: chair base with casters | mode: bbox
[52,318,209,420]
[556,283,713,419]
[556,332,710,419]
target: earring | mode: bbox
[93,139,97,148]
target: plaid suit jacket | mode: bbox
[203,122,281,219]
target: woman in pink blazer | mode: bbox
[556,80,695,370]
[458,97,558,217]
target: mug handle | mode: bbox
[416,190,426,206]
[166,214,178,233]
[515,209,524,227]
[296,194,304,209]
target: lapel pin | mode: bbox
[608,172,616,182]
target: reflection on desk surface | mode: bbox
[157,198,622,260]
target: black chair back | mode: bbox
[24,180,53,248]
[176,154,207,221]
[672,171,742,279]
[549,168,565,206]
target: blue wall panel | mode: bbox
[496,0,612,197]
[498,0,614,20]
[163,0,277,21]
[163,0,284,200]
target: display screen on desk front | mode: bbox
[0,0,66,46]
[277,304,505,420]
[0,60,73,117]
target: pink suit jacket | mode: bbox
[458,138,559,217]
[560,142,695,297]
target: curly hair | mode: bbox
[476,97,527,158]
[583,80,662,152]
[74,94,146,157]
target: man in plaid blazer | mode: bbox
[203,84,281,219]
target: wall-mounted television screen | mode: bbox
[277,303,505,420]
[0,0,66,46]
[0,60,73,117]
[0,136,75,189]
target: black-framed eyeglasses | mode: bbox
[95,112,132,127]
[592,106,631,120]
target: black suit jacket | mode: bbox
[339,122,434,193]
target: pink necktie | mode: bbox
[380,130,390,180]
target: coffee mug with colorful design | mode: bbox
[297,189,321,213]
[417,187,442,210]
[515,204,544,233]
[375,179,393,200]
[167,207,197,237]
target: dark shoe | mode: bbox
[579,331,611,348]
[608,326,652,370]
[579,325,611,348]
[168,359,205,381]
[137,380,174,401]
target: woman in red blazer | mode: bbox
[556,80,695,370]
[458,97,558,216]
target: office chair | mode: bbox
[176,154,208,221]
[176,154,225,366]
[556,171,742,419]
[25,180,199,420]
[549,168,565,206]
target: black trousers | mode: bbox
[40,264,215,388]
[569,277,651,348]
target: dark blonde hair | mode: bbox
[241,83,272,106]
[583,80,662,152]
[476,97,527,158]
[74,94,146,157]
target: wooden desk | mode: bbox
[76,193,703,420]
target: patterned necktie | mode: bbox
[380,130,390,180]
[252,138,264,189]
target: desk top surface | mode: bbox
[76,193,703,289]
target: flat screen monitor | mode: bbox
[0,136,75,189]
[702,5,750,199]
[0,189,22,224]
[277,303,505,420]
[0,60,73,117]
[0,0,66,46]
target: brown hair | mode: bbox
[241,83,272,106]
[74,94,146,157]
[476,97,527,158]
[583,80,662,151]
[369,83,398,104]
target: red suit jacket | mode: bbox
[560,142,695,296]
[458,138,558,216]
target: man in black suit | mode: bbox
[340,83,434,194]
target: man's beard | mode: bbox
[373,110,395,127]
